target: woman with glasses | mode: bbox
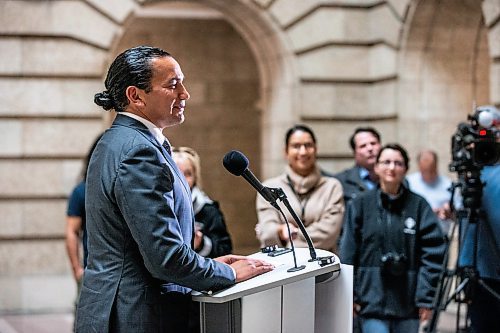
[340,143,446,333]
[255,124,345,253]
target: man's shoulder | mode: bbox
[333,165,358,180]
[106,123,150,141]
[69,181,85,202]
[437,174,452,186]
[321,173,343,188]
[355,187,377,200]
[72,180,85,191]
[407,172,420,180]
[102,124,157,155]
[406,172,422,186]
[73,181,86,197]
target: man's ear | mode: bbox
[125,86,145,108]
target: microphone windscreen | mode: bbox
[478,111,494,128]
[223,150,249,176]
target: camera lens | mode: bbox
[381,252,407,277]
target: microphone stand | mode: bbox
[267,187,334,268]
[255,185,335,272]
[268,187,318,261]
[273,204,306,272]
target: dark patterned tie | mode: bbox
[162,140,171,155]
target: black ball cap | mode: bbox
[223,150,249,176]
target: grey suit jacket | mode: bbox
[334,166,369,204]
[76,114,235,332]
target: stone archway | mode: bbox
[107,1,297,252]
[131,0,300,179]
[398,0,491,174]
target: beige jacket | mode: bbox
[256,165,345,254]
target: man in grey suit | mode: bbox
[334,127,382,204]
[76,46,274,332]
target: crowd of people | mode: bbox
[65,45,499,333]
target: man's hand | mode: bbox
[193,230,203,250]
[434,202,452,220]
[74,265,84,282]
[353,303,361,317]
[215,255,274,283]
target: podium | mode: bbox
[192,248,353,333]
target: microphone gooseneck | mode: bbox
[222,150,318,264]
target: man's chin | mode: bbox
[365,159,377,168]
[165,116,185,127]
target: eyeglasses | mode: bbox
[289,143,315,150]
[378,160,405,168]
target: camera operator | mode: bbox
[340,144,446,333]
[457,107,500,333]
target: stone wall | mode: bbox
[114,14,262,265]
[0,0,130,313]
[0,0,499,313]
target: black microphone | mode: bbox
[223,150,306,270]
[223,150,320,263]
[222,150,278,205]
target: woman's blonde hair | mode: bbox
[172,146,203,189]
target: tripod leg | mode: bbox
[426,272,454,332]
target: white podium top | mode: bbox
[192,248,341,304]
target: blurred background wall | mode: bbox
[0,0,498,313]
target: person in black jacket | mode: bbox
[172,146,233,259]
[173,146,233,333]
[340,143,445,333]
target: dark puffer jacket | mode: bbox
[340,186,446,319]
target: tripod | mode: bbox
[426,170,500,333]
[425,209,473,333]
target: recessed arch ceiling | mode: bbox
[134,1,224,19]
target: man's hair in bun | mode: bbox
[94,91,115,111]
[95,46,171,112]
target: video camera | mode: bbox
[449,105,499,211]
[426,106,500,333]
[450,105,499,169]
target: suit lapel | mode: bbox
[351,166,368,191]
[162,148,192,195]
[113,114,192,194]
